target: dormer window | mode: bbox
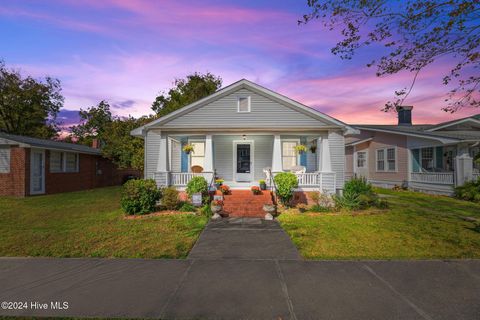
[237,96,251,113]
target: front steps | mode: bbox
[218,190,273,218]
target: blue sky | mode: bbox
[1,0,478,126]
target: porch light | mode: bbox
[242,134,247,140]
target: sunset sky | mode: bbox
[1,0,479,127]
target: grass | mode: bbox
[0,187,207,259]
[278,188,480,260]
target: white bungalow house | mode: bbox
[131,79,357,195]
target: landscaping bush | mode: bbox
[274,172,298,205]
[121,179,161,215]
[161,186,179,210]
[454,178,480,202]
[200,204,212,217]
[178,202,197,212]
[309,204,330,212]
[186,176,208,198]
[334,177,387,210]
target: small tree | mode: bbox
[274,172,298,205]
[185,176,208,198]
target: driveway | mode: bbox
[0,219,479,319]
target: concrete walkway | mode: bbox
[188,218,302,260]
[0,219,479,319]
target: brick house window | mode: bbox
[50,151,78,173]
[65,153,79,172]
[0,146,11,173]
[50,151,64,172]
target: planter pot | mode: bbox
[263,204,276,220]
[259,183,267,190]
[211,205,222,220]
[215,183,221,189]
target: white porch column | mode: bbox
[316,137,322,171]
[272,134,283,172]
[204,134,213,172]
[157,131,170,186]
[455,143,473,186]
[321,135,332,172]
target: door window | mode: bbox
[237,144,251,173]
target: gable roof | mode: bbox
[0,132,102,155]
[352,124,478,144]
[425,114,480,132]
[132,79,358,136]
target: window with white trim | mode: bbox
[190,142,205,169]
[49,151,78,173]
[0,146,11,173]
[237,96,251,113]
[421,147,434,171]
[356,151,366,168]
[50,151,64,172]
[282,141,298,170]
[376,147,396,171]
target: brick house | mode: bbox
[0,133,140,197]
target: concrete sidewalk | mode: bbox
[1,258,479,319]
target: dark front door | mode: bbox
[236,143,253,182]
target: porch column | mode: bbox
[321,135,332,172]
[272,134,282,172]
[204,134,213,172]
[157,131,170,186]
[455,143,473,186]
[316,137,322,171]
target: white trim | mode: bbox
[233,140,254,182]
[281,138,301,171]
[354,150,367,170]
[375,146,397,172]
[345,137,373,147]
[237,95,251,113]
[132,79,357,134]
[30,149,45,195]
[426,117,480,132]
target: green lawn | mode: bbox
[278,188,480,260]
[0,187,207,259]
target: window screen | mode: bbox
[0,146,10,173]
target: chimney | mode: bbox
[91,139,100,149]
[396,106,413,126]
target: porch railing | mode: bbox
[154,172,214,187]
[295,172,319,186]
[410,172,454,185]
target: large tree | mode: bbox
[70,100,113,146]
[101,116,152,170]
[302,0,480,112]
[0,61,63,138]
[152,72,222,116]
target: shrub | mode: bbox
[121,179,161,215]
[178,202,196,212]
[161,186,179,210]
[333,189,361,210]
[344,177,373,195]
[186,176,208,198]
[200,204,212,217]
[454,178,480,202]
[274,172,298,205]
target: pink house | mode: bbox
[345,107,480,195]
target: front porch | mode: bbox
[408,144,480,194]
[152,132,339,194]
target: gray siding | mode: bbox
[213,135,273,182]
[145,129,161,179]
[163,88,332,129]
[328,130,345,189]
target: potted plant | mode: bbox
[263,204,276,220]
[294,144,308,154]
[259,179,267,190]
[211,200,223,219]
[219,184,230,195]
[215,179,224,189]
[182,144,195,154]
[310,145,317,153]
[251,186,261,195]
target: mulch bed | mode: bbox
[124,210,196,220]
